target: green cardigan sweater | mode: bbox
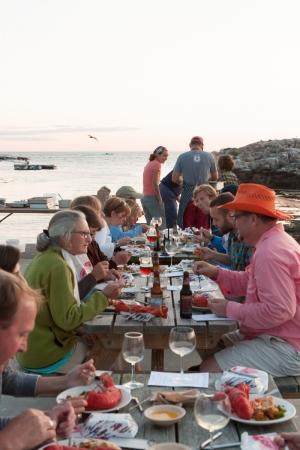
[17,248,108,369]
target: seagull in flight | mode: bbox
[88,134,98,141]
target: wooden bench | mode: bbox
[275,376,300,398]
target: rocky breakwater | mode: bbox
[217,138,300,189]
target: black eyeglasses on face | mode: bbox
[71,231,91,238]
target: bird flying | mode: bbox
[88,134,98,141]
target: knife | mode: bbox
[201,431,223,448]
[212,443,241,449]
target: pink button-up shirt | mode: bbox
[217,224,300,351]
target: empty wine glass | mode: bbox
[165,239,177,266]
[169,326,196,375]
[122,331,144,389]
[194,393,231,449]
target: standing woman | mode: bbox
[141,146,168,229]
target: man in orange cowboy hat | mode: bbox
[192,183,300,377]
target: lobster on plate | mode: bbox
[44,446,117,450]
[85,373,122,410]
[225,383,254,420]
[114,300,168,318]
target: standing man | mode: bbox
[172,136,218,228]
[193,183,300,377]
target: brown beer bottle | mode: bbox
[154,224,161,251]
[180,271,192,319]
[150,267,163,308]
[152,251,160,272]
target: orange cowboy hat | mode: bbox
[218,183,292,220]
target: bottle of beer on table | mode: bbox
[152,251,160,272]
[180,271,192,319]
[154,224,161,252]
[150,262,163,308]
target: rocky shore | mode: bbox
[216,138,300,189]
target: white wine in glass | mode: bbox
[169,326,196,375]
[122,332,144,389]
[194,393,231,449]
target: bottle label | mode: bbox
[180,294,192,317]
[150,295,163,308]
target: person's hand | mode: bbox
[102,280,124,299]
[141,224,149,233]
[193,261,219,280]
[0,409,57,450]
[194,246,216,261]
[274,432,300,449]
[109,268,121,280]
[112,250,131,266]
[65,359,96,388]
[47,402,76,439]
[117,237,131,246]
[208,297,228,317]
[91,261,109,281]
[62,396,87,415]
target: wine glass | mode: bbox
[165,239,177,266]
[194,393,231,449]
[122,331,145,389]
[146,226,157,245]
[151,216,162,227]
[139,249,153,286]
[169,326,196,375]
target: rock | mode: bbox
[216,138,300,189]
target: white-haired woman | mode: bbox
[17,210,120,374]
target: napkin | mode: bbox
[79,413,138,439]
[241,432,281,450]
[151,389,199,405]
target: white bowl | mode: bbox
[144,404,186,427]
[148,444,191,450]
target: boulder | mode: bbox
[216,138,300,189]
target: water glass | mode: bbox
[194,393,231,448]
[122,332,144,389]
[169,326,196,375]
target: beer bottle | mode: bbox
[154,224,161,252]
[180,271,192,319]
[152,251,160,273]
[150,267,163,308]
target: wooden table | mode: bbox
[0,207,61,224]
[83,273,237,371]
[0,373,296,449]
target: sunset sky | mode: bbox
[1,0,299,153]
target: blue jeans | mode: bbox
[141,195,166,229]
[159,184,178,228]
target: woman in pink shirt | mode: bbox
[141,146,168,228]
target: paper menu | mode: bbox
[148,371,209,388]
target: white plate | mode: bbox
[181,245,197,253]
[122,287,139,293]
[228,396,296,425]
[39,437,121,449]
[56,383,131,413]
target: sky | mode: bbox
[0,0,300,153]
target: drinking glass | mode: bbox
[194,393,231,449]
[169,326,196,375]
[151,216,162,227]
[165,239,177,266]
[146,226,157,245]
[139,250,153,284]
[122,331,145,389]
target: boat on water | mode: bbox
[14,163,57,170]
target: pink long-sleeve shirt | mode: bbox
[217,224,300,351]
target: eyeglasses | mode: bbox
[71,231,91,239]
[229,212,251,221]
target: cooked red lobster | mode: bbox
[114,300,168,318]
[85,373,121,410]
[225,383,253,420]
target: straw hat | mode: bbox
[218,183,292,220]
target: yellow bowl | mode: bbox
[144,404,186,427]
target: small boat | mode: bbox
[40,164,57,170]
[14,163,42,170]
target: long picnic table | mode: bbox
[0,373,296,449]
[83,271,237,371]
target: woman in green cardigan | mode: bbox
[17,210,121,374]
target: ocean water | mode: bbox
[0,151,181,246]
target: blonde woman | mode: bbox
[184,184,217,229]
[104,197,146,241]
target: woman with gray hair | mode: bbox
[17,210,118,373]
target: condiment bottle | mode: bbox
[180,271,192,319]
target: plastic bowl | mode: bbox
[144,404,186,427]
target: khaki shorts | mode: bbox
[214,335,300,377]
